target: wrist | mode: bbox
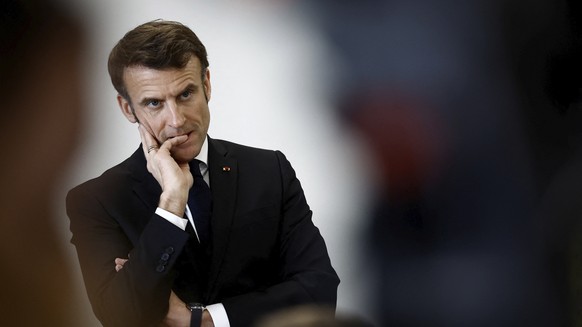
[186,303,205,327]
[158,192,187,217]
[201,310,214,327]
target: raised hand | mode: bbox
[138,124,193,217]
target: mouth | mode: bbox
[167,130,194,144]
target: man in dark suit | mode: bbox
[66,20,339,327]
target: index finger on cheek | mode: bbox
[138,125,149,155]
[138,124,158,151]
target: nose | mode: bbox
[167,102,186,128]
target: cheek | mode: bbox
[140,116,166,142]
[185,104,210,124]
[199,105,211,125]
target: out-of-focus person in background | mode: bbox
[0,0,86,326]
[536,0,582,324]
[302,0,582,325]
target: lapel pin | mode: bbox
[222,166,231,172]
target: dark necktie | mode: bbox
[187,159,212,246]
[173,160,212,303]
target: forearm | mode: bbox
[73,213,189,326]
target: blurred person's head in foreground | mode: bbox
[0,0,86,325]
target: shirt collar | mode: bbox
[194,136,209,172]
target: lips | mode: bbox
[167,130,191,140]
[170,131,194,147]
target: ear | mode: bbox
[203,68,211,102]
[117,94,138,123]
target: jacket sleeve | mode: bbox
[220,151,340,327]
[66,186,189,327]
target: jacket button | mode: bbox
[156,265,165,273]
[165,247,174,254]
[161,253,170,261]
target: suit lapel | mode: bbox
[124,141,237,299]
[207,138,237,299]
[128,147,161,213]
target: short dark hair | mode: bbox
[108,20,209,101]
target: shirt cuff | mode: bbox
[155,207,188,231]
[206,303,230,327]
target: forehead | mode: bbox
[123,58,203,98]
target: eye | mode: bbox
[180,89,193,100]
[146,99,161,108]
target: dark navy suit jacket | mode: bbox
[66,137,339,327]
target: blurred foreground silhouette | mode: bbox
[0,0,86,325]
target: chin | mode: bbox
[171,148,197,164]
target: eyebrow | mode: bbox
[180,83,198,95]
[139,96,160,107]
[138,83,198,107]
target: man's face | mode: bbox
[118,58,211,164]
